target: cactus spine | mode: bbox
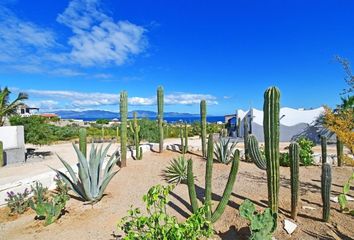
[321,163,332,222]
[187,134,240,223]
[131,112,142,160]
[157,86,164,153]
[321,136,327,164]
[0,140,3,167]
[200,100,207,158]
[289,142,300,220]
[336,136,343,167]
[79,128,87,158]
[120,91,128,167]
[248,87,280,217]
[243,118,249,161]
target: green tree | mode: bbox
[0,87,28,126]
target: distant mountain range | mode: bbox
[51,110,201,119]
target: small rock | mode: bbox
[346,195,354,201]
[302,206,316,210]
[330,196,338,203]
[283,219,297,235]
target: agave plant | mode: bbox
[162,156,189,185]
[52,143,120,203]
[214,137,237,164]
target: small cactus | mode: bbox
[79,128,87,158]
[336,136,343,167]
[321,136,327,164]
[157,86,164,153]
[321,163,332,222]
[243,118,249,161]
[130,112,142,160]
[200,100,207,158]
[120,91,128,167]
[289,142,300,220]
[0,140,3,167]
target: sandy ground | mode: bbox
[0,140,353,240]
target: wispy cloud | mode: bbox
[57,0,148,66]
[23,89,218,109]
[0,0,148,75]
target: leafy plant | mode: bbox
[30,193,69,226]
[239,199,277,240]
[5,188,31,215]
[296,137,315,166]
[118,184,213,240]
[338,171,354,215]
[214,137,237,164]
[52,143,119,203]
[54,174,70,199]
[162,156,188,185]
[0,86,28,126]
[279,152,290,167]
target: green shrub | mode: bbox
[96,119,110,124]
[118,184,213,240]
[296,137,315,166]
[279,152,290,167]
[5,188,31,215]
[239,199,277,240]
[338,171,354,215]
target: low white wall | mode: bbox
[0,126,25,150]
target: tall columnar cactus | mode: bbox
[200,100,207,158]
[120,91,128,167]
[247,87,280,218]
[79,128,87,158]
[321,136,327,164]
[187,134,240,223]
[180,123,188,154]
[336,136,343,167]
[101,126,105,142]
[157,86,164,153]
[243,118,249,161]
[289,142,300,220]
[130,112,142,160]
[321,163,332,222]
[0,140,3,167]
[116,126,119,142]
[237,117,241,137]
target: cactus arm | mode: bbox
[247,135,267,170]
[187,159,199,213]
[336,136,343,167]
[204,134,213,220]
[211,149,240,223]
[79,128,87,158]
[321,163,332,222]
[321,136,327,164]
[289,142,300,220]
[243,118,249,161]
[0,141,3,167]
[200,100,207,158]
[120,91,128,167]
[263,87,280,215]
[157,86,164,153]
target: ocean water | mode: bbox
[73,116,224,123]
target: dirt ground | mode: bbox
[0,148,353,240]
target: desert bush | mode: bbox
[96,119,110,124]
[279,152,290,167]
[5,188,31,215]
[118,184,213,240]
[296,137,315,166]
[52,143,119,203]
[162,156,188,184]
[239,199,277,240]
[214,138,237,164]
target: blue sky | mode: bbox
[0,0,353,115]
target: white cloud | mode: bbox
[0,6,56,63]
[56,0,147,66]
[23,89,218,109]
[25,100,59,110]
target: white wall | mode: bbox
[0,126,25,150]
